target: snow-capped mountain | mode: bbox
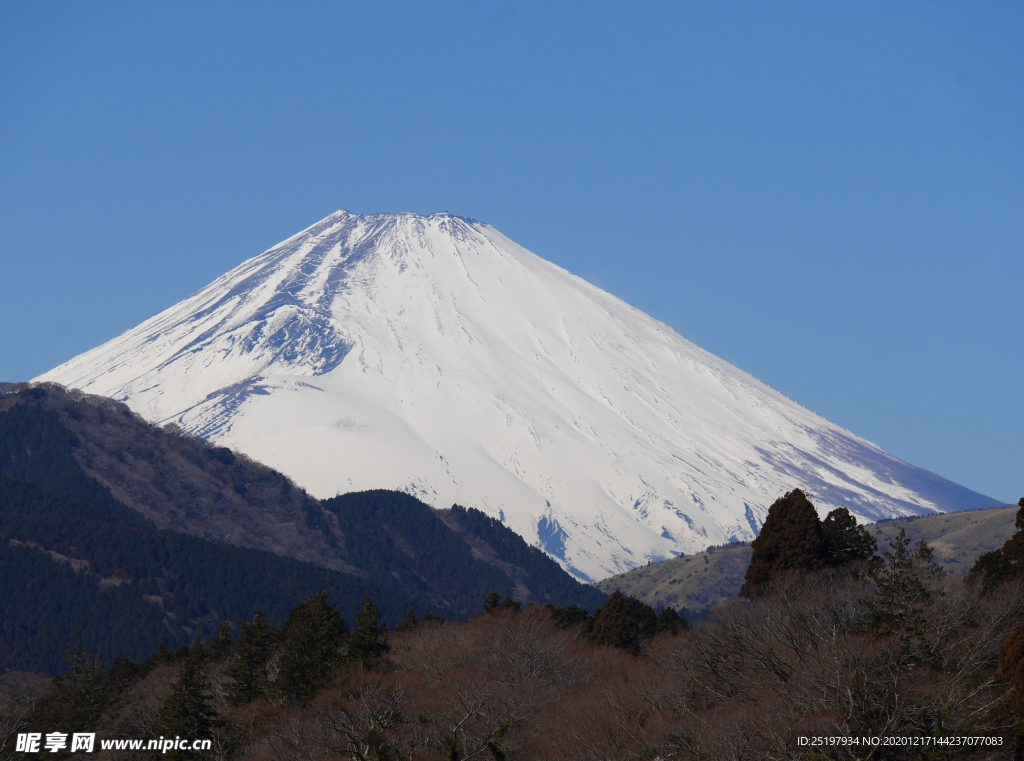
[37,211,996,581]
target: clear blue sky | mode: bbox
[1,1,1020,503]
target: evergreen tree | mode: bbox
[741,489,826,597]
[547,603,593,631]
[655,606,688,635]
[589,591,658,654]
[99,657,149,708]
[821,507,877,566]
[482,592,521,615]
[274,589,348,703]
[861,529,944,637]
[206,620,234,660]
[27,641,106,736]
[150,642,176,666]
[622,595,658,643]
[349,596,390,668]
[158,641,219,760]
[223,609,278,705]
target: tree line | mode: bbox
[1,586,679,760]
[6,459,1024,758]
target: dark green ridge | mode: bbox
[0,476,436,674]
[448,504,607,611]
[324,489,513,616]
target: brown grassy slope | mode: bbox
[597,505,1016,613]
[597,544,753,613]
[869,505,1017,575]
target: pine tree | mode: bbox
[349,596,390,668]
[223,609,278,705]
[27,641,105,735]
[150,642,174,665]
[274,589,348,703]
[158,641,219,760]
[861,528,944,637]
[206,620,234,660]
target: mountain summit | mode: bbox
[37,210,996,581]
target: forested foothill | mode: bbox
[0,384,604,675]
[3,459,1024,759]
[321,493,605,616]
[0,475,427,673]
